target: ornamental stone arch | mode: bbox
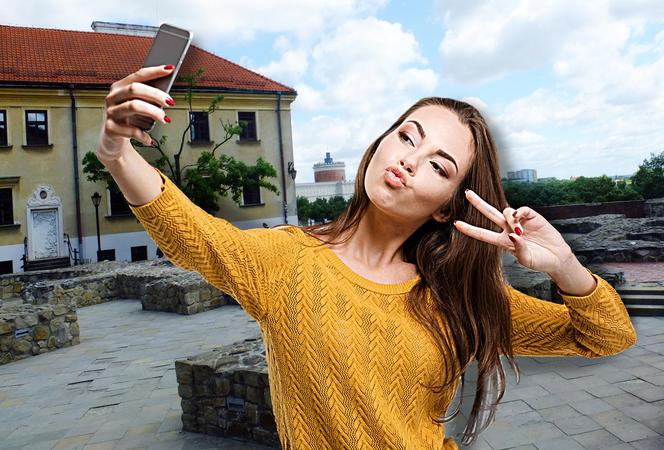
[26,184,65,260]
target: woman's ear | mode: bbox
[432,209,451,223]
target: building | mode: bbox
[507,169,537,183]
[296,152,355,202]
[0,22,297,274]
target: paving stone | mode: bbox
[573,429,625,449]
[631,387,664,403]
[570,397,616,415]
[534,436,586,450]
[481,421,565,449]
[52,433,94,449]
[591,409,660,442]
[631,435,664,450]
[521,393,569,410]
[585,383,626,398]
[495,400,533,417]
[553,415,603,435]
[538,404,581,421]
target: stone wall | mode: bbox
[550,215,664,264]
[537,199,646,220]
[0,258,238,315]
[0,302,78,365]
[175,337,279,448]
[645,197,664,217]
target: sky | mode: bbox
[4,0,664,183]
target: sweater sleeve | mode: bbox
[126,166,296,324]
[506,269,637,358]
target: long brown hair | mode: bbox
[275,97,520,446]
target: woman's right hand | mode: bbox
[96,65,175,163]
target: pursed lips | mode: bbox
[386,166,407,185]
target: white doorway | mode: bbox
[26,185,64,260]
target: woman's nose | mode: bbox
[399,159,415,175]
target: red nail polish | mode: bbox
[165,98,175,106]
[164,64,174,70]
[512,210,517,218]
[509,235,516,243]
[515,227,522,236]
[164,115,171,123]
[151,139,157,146]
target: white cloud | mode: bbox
[254,49,309,87]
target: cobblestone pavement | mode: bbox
[0,299,662,449]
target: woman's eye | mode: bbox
[431,162,448,178]
[399,131,414,146]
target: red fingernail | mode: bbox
[515,227,522,236]
[164,115,171,123]
[509,235,516,243]
[512,210,517,218]
[164,64,174,70]
[151,139,157,146]
[165,98,175,106]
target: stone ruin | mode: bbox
[175,337,279,447]
[0,258,239,365]
[550,214,664,264]
[1,210,660,445]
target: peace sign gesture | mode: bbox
[453,189,574,275]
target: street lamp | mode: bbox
[287,161,297,180]
[91,192,102,262]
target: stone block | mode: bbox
[0,321,13,335]
[12,338,31,354]
[214,377,230,396]
[34,325,50,340]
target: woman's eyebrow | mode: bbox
[405,120,458,175]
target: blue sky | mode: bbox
[5,0,664,183]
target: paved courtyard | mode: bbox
[0,298,662,449]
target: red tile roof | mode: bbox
[0,24,297,94]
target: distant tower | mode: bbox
[313,152,346,182]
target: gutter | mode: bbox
[68,85,83,260]
[276,91,287,224]
[0,81,297,96]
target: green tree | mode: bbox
[632,151,664,199]
[83,68,280,215]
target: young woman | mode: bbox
[98,65,637,449]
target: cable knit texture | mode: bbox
[128,167,637,450]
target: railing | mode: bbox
[21,236,28,271]
[64,233,79,266]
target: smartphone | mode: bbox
[129,23,193,133]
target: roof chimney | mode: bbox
[91,21,159,37]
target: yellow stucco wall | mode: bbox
[0,87,297,250]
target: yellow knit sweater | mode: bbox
[128,167,637,450]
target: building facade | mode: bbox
[0,23,298,274]
[296,152,355,202]
[507,168,538,183]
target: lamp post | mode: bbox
[287,161,297,181]
[91,192,102,262]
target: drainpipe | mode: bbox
[276,91,287,224]
[68,85,83,260]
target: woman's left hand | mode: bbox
[453,189,574,275]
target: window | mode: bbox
[0,110,7,146]
[0,260,12,275]
[238,111,257,140]
[190,111,210,142]
[109,188,131,216]
[242,173,261,205]
[25,110,48,145]
[131,245,147,262]
[0,188,13,225]
[97,249,115,262]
